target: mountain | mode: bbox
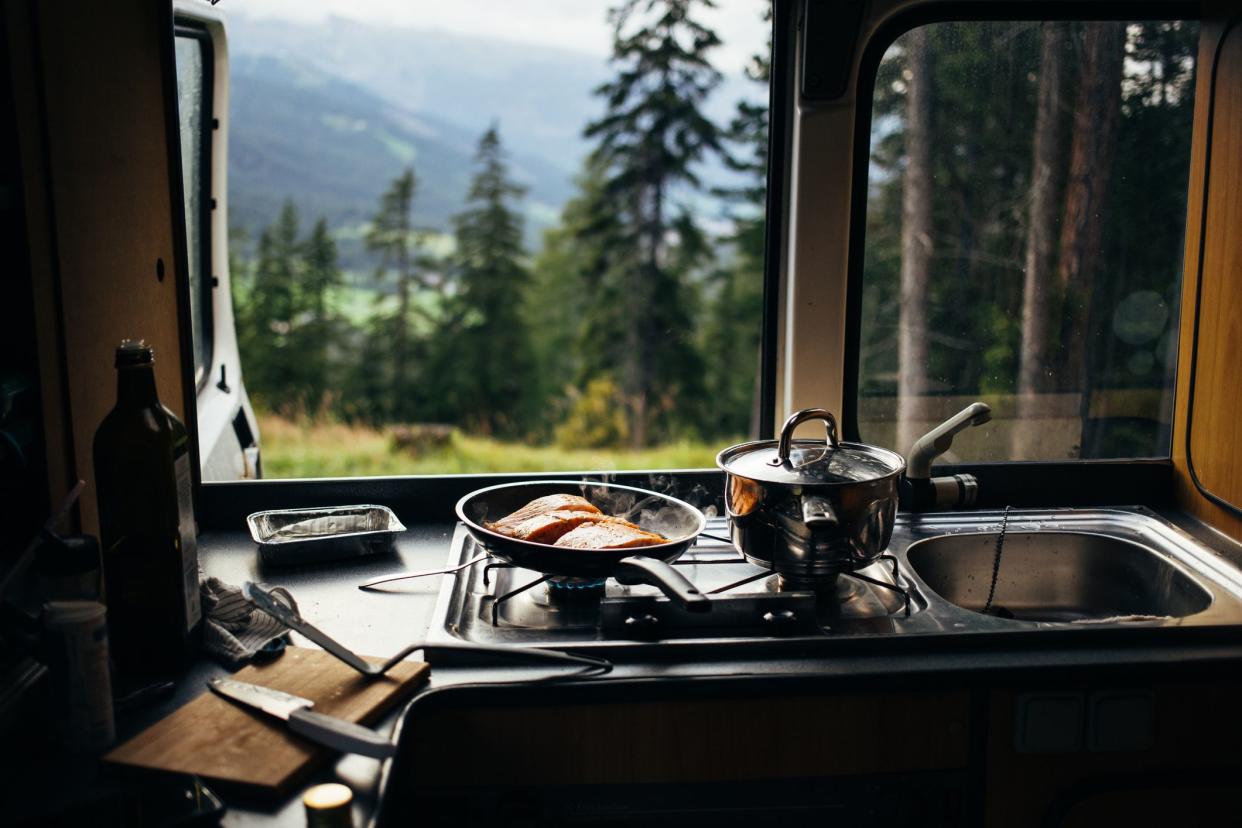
[223,12,764,261]
[228,53,575,255]
[226,13,617,176]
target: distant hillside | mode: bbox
[223,12,764,265]
[228,53,575,257]
[226,13,615,175]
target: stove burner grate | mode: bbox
[473,529,912,629]
[773,555,912,617]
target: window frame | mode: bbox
[173,19,216,392]
[839,2,1201,460]
[183,1,1193,527]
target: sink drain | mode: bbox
[982,505,1011,616]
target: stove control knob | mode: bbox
[624,613,660,632]
[763,609,798,635]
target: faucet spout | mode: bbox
[906,402,992,481]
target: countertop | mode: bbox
[17,509,1242,828]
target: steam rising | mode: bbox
[579,474,712,541]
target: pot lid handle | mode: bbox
[773,408,841,465]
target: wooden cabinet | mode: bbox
[1173,13,1242,541]
[984,682,1242,827]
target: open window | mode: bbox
[178,1,779,481]
[173,22,214,388]
[844,15,1198,463]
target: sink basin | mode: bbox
[905,531,1213,622]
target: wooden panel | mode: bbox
[407,691,970,785]
[105,647,428,797]
[4,0,74,516]
[1173,15,1242,541]
[18,0,188,535]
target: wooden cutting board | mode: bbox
[105,647,429,797]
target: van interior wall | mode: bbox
[5,0,188,535]
[1172,11,1242,542]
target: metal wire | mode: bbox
[982,506,1011,615]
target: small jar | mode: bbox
[303,783,353,828]
[43,600,115,751]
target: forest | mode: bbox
[227,3,1198,478]
[860,19,1197,461]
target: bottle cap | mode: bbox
[115,339,154,367]
[35,534,102,602]
[303,783,353,828]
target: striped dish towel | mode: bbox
[201,577,295,666]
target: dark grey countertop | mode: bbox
[19,509,1242,827]
[166,523,458,827]
[8,524,458,828]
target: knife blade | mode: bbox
[208,678,395,759]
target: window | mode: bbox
[855,19,1198,462]
[191,1,772,480]
[174,27,212,386]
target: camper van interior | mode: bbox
[3,0,1242,825]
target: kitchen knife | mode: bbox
[207,677,395,759]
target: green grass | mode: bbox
[326,278,449,327]
[327,282,396,325]
[256,414,727,479]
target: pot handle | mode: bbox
[775,408,841,464]
[615,555,711,613]
[801,495,839,529]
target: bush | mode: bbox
[555,377,630,449]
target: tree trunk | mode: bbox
[1055,22,1125,450]
[1013,22,1067,458]
[393,196,411,422]
[627,145,664,450]
[896,27,934,455]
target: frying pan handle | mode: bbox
[615,555,711,612]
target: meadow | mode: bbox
[256,413,728,479]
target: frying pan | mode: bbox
[455,480,710,611]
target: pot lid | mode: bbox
[717,409,905,486]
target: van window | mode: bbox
[855,20,1198,461]
[194,1,771,480]
[174,29,211,385]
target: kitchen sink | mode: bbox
[906,531,1213,622]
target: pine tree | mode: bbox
[296,218,342,410]
[704,4,770,438]
[578,0,724,447]
[1055,21,1125,404]
[526,156,626,440]
[242,200,302,409]
[895,26,934,455]
[427,126,535,437]
[1014,22,1068,458]
[365,169,424,422]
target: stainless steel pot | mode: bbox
[716,408,906,579]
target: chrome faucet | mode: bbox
[902,402,992,512]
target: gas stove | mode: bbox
[426,517,930,656]
[421,507,1242,660]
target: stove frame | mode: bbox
[423,508,1242,662]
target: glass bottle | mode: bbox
[93,340,200,678]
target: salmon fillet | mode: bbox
[553,521,667,549]
[487,494,601,534]
[493,510,610,544]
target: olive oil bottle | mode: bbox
[94,340,201,677]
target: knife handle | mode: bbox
[288,709,395,759]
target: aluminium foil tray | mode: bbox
[247,504,406,566]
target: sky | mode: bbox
[226,0,771,78]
